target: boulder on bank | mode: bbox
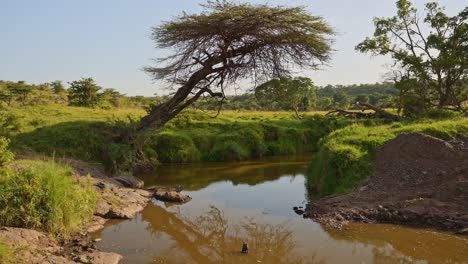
[113,175,144,189]
[153,187,192,203]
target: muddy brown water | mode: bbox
[92,156,468,264]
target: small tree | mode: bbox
[7,81,32,105]
[99,88,123,108]
[68,78,102,107]
[332,91,351,109]
[356,0,468,113]
[317,97,333,110]
[255,77,316,118]
[49,81,66,94]
[139,1,334,131]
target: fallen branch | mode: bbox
[356,102,403,121]
[326,102,403,121]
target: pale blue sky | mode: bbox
[1,0,466,95]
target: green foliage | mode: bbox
[357,0,468,113]
[421,109,462,120]
[7,81,32,105]
[68,78,102,107]
[49,80,66,94]
[316,82,397,110]
[0,137,14,167]
[152,132,200,163]
[98,88,124,109]
[255,77,316,115]
[332,90,351,109]
[0,160,98,237]
[208,140,250,161]
[307,118,468,195]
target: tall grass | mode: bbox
[307,118,468,196]
[0,160,98,237]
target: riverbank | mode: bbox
[4,106,333,173]
[306,133,468,234]
[0,157,152,264]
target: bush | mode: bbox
[421,109,462,120]
[0,137,14,166]
[208,140,249,161]
[153,132,200,163]
[0,160,98,237]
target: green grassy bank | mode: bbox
[2,105,350,172]
[306,117,468,196]
[0,137,98,237]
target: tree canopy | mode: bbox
[356,0,468,113]
[255,77,316,118]
[139,0,335,131]
[68,78,102,107]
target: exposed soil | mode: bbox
[0,156,153,264]
[306,133,468,234]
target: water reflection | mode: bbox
[94,156,468,264]
[138,155,312,191]
[137,203,320,264]
[329,224,468,264]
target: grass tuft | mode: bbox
[0,159,99,237]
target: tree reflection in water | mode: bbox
[140,203,323,264]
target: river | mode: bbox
[92,155,468,264]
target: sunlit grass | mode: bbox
[0,159,99,237]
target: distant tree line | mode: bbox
[193,81,397,112]
[0,77,399,113]
[0,78,153,109]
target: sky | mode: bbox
[1,0,466,96]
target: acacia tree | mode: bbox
[68,78,102,107]
[139,1,334,131]
[356,0,468,113]
[255,77,316,119]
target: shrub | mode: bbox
[0,112,22,137]
[153,132,200,163]
[0,137,14,166]
[421,109,462,120]
[0,160,98,237]
[208,140,249,161]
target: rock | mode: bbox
[92,178,152,220]
[456,227,468,235]
[113,175,144,189]
[153,187,192,203]
[78,251,122,264]
[293,207,305,215]
[86,216,107,233]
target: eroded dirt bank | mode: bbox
[307,133,468,234]
[0,158,152,264]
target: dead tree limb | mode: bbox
[356,101,403,121]
[326,102,403,121]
